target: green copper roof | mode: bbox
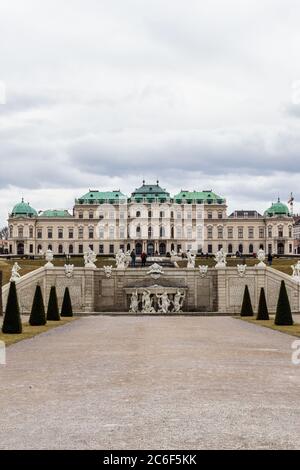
[173,190,225,204]
[11,199,38,217]
[131,181,170,201]
[264,199,290,217]
[40,209,72,218]
[77,190,127,204]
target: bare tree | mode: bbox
[0,226,8,240]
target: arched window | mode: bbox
[249,244,254,254]
[160,226,165,238]
[69,244,73,254]
[239,244,243,254]
[148,210,152,218]
[37,244,42,253]
[136,225,141,236]
[228,244,233,254]
[148,226,153,238]
[171,226,174,239]
[136,211,141,218]
[48,244,52,251]
[58,244,63,254]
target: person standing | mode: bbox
[130,249,136,267]
[268,252,273,266]
[141,251,147,267]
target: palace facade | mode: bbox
[8,182,294,256]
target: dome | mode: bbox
[11,198,38,218]
[264,198,290,217]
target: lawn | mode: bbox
[238,316,300,338]
[0,317,77,347]
[0,256,115,285]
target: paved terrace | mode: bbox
[0,316,300,449]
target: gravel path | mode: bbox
[0,316,300,449]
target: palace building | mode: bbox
[7,181,294,256]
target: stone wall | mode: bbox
[2,264,300,314]
[217,266,300,314]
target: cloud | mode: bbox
[0,0,300,225]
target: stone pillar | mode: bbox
[255,266,266,309]
[216,268,227,313]
[83,268,95,312]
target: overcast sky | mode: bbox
[1,0,300,225]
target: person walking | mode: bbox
[141,251,147,267]
[268,252,273,266]
[130,249,136,267]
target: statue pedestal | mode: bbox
[256,262,266,269]
[45,262,54,269]
[215,263,227,269]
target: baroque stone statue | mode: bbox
[173,290,185,313]
[45,249,54,268]
[156,291,171,313]
[214,248,227,268]
[187,250,196,269]
[257,249,266,268]
[199,265,208,278]
[10,262,21,282]
[141,290,155,313]
[129,290,139,313]
[115,249,127,269]
[84,248,97,268]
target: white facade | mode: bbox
[8,184,294,257]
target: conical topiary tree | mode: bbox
[29,284,46,326]
[47,286,60,321]
[61,287,73,317]
[240,285,254,317]
[2,281,22,334]
[256,287,269,320]
[274,280,293,326]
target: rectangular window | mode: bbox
[89,244,93,251]
[69,229,74,239]
[89,212,93,219]
[99,244,104,254]
[29,227,33,238]
[207,211,212,219]
[78,212,83,219]
[99,227,104,239]
[289,244,293,253]
[119,227,125,238]
[109,244,114,254]
[218,212,223,219]
[217,227,223,239]
[37,229,42,239]
[48,229,53,239]
[207,227,213,239]
[238,228,243,239]
[208,244,212,254]
[259,227,265,238]
[29,244,33,253]
[248,227,254,239]
[89,229,94,239]
[78,227,84,239]
[109,227,114,239]
[58,228,63,239]
[79,244,83,254]
[228,227,233,239]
